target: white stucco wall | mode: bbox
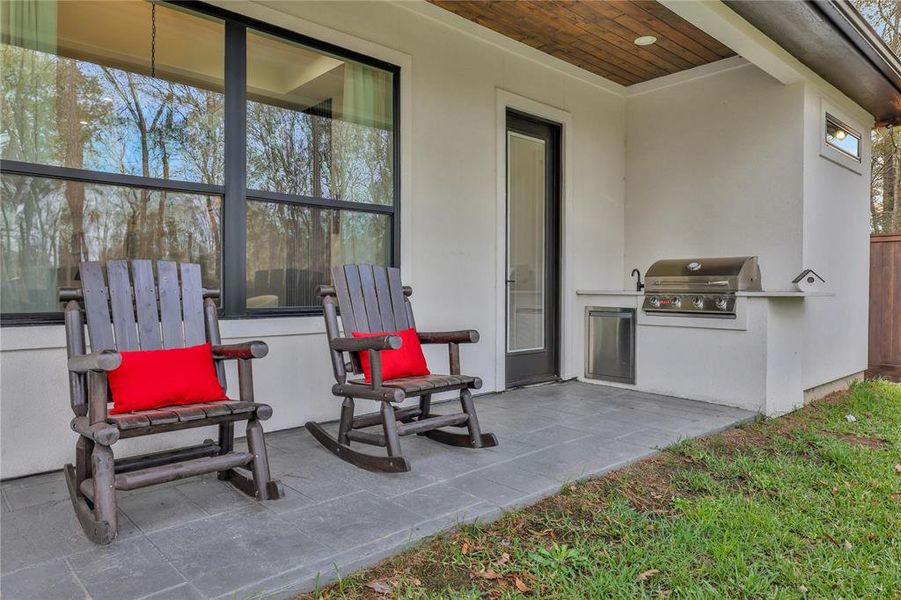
[0,0,627,478]
[624,63,806,290]
[800,87,871,390]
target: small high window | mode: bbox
[825,114,861,161]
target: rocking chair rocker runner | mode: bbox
[60,260,284,544]
[306,264,498,473]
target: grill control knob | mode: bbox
[671,296,682,308]
[714,297,728,310]
[692,296,704,309]
[649,296,660,308]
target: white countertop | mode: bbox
[736,291,834,298]
[576,289,834,298]
[576,290,643,296]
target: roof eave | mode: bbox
[724,0,901,126]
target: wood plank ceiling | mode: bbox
[427,0,736,86]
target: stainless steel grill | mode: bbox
[641,256,761,318]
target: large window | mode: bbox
[243,28,395,309]
[0,0,398,322]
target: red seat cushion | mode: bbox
[108,343,227,414]
[351,328,430,384]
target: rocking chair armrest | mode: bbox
[211,341,269,360]
[417,330,480,345]
[71,416,119,446]
[330,335,402,353]
[68,350,122,373]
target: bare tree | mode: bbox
[852,0,901,232]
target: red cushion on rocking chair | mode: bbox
[351,328,430,384]
[108,343,227,414]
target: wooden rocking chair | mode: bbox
[306,265,498,473]
[60,260,283,544]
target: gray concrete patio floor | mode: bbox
[1,381,754,600]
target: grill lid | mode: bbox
[644,256,762,292]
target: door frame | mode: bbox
[494,89,575,391]
[505,111,561,387]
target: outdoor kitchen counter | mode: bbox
[573,290,833,417]
[574,290,834,297]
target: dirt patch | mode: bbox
[609,453,689,513]
[824,431,888,449]
[808,389,852,407]
[699,425,772,453]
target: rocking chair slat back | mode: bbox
[329,265,413,376]
[332,265,358,336]
[180,263,206,347]
[343,265,372,333]
[331,265,412,337]
[78,261,211,354]
[80,262,116,351]
[387,267,412,329]
[157,261,184,348]
[107,260,140,351]
[357,265,383,332]
[132,260,162,350]
[372,267,397,332]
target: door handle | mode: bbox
[505,279,516,284]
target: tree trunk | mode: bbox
[884,144,896,215]
[157,108,172,258]
[883,145,901,233]
[56,59,86,283]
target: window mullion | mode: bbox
[223,20,248,317]
[245,189,395,215]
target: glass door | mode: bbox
[505,111,560,387]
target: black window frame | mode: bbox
[0,0,401,326]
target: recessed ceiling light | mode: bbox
[634,35,657,46]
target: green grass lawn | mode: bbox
[306,380,901,599]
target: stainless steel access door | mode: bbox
[586,307,636,384]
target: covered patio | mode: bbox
[0,382,752,599]
[1,0,897,598]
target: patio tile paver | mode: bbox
[0,381,755,599]
[279,491,424,554]
[117,487,211,535]
[0,558,86,600]
[173,475,260,514]
[474,463,562,496]
[3,477,72,512]
[146,504,329,598]
[0,499,140,575]
[616,426,691,450]
[388,482,483,516]
[446,472,528,507]
[65,537,186,600]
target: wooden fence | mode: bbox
[869,234,901,377]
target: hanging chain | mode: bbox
[150,3,157,78]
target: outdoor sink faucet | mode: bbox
[631,268,644,292]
